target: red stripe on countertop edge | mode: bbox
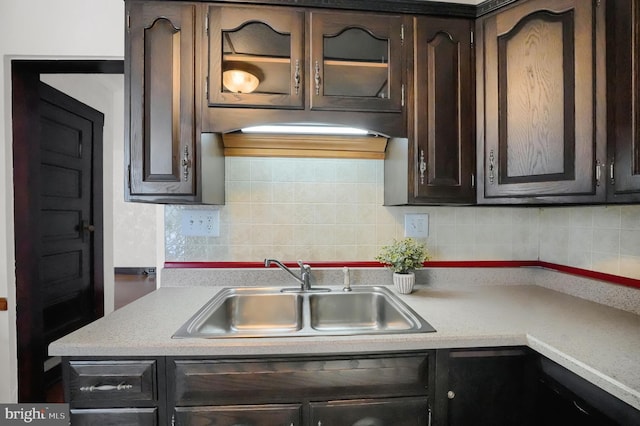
[164,260,640,290]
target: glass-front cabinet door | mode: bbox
[208,6,304,108]
[309,11,404,112]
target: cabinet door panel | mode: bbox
[174,404,301,426]
[434,348,536,426]
[68,360,157,403]
[607,0,640,201]
[413,17,475,203]
[171,354,428,405]
[128,2,196,196]
[71,408,157,426]
[479,0,605,202]
[208,5,304,109]
[310,11,404,112]
[310,397,429,426]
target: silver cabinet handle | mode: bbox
[419,149,427,185]
[610,161,615,185]
[595,160,602,187]
[294,59,301,95]
[181,145,192,181]
[80,383,133,392]
[314,60,321,95]
[447,390,456,399]
[488,149,495,184]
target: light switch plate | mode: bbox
[404,213,429,238]
[181,209,220,237]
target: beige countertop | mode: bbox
[49,282,640,411]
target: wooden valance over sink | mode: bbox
[221,132,388,159]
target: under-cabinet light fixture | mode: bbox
[241,125,370,135]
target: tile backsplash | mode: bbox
[165,157,640,280]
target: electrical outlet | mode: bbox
[181,209,220,237]
[404,213,429,238]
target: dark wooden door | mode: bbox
[607,0,640,202]
[12,75,104,401]
[411,16,475,204]
[126,1,197,200]
[477,0,606,204]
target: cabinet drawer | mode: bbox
[68,360,157,402]
[172,354,429,405]
[174,404,301,426]
[310,397,429,426]
[70,407,157,426]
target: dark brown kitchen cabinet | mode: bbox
[174,404,301,426]
[169,352,432,426]
[411,16,475,204]
[309,11,404,113]
[126,1,203,203]
[606,0,640,202]
[204,5,407,136]
[62,357,166,426]
[476,0,606,204]
[207,5,304,109]
[70,408,158,426]
[433,348,537,426]
[310,397,429,426]
[126,1,224,204]
[384,17,474,205]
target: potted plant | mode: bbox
[375,238,429,294]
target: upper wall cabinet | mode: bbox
[412,16,475,204]
[207,5,304,109]
[384,17,474,205]
[126,1,224,204]
[126,1,197,201]
[204,5,407,135]
[607,0,640,203]
[309,11,404,113]
[476,0,606,204]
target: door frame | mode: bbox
[11,59,123,402]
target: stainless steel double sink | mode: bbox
[173,286,436,338]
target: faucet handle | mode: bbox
[297,260,310,271]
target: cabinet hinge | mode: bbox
[126,13,131,30]
[401,83,405,107]
[127,164,132,190]
[205,77,209,99]
[401,24,405,46]
[470,30,474,46]
[205,14,209,34]
[471,173,475,188]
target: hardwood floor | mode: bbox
[44,271,157,402]
[114,272,157,310]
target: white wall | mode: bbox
[1,0,125,403]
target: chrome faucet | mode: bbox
[264,259,312,291]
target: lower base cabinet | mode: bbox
[310,397,429,426]
[70,408,158,426]
[174,404,301,426]
[62,349,639,426]
[169,353,433,426]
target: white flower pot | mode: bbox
[393,272,415,294]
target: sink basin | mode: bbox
[175,289,303,337]
[309,291,416,332]
[173,286,435,338]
